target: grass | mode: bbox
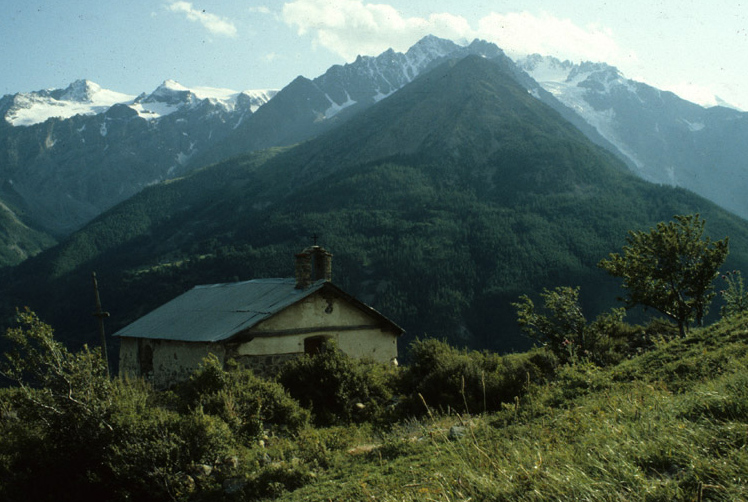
[3,311,746,501]
[266,314,748,501]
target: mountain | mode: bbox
[0,79,275,127]
[517,55,748,219]
[0,36,508,248]
[191,36,512,165]
[2,36,748,267]
[0,80,276,239]
[0,79,136,127]
[3,55,748,358]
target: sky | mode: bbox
[2,0,747,109]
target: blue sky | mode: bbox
[2,0,747,109]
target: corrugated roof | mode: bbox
[113,278,327,342]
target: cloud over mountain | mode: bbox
[167,1,238,38]
[280,0,629,66]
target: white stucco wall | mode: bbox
[239,291,398,363]
[235,327,397,363]
[255,292,373,330]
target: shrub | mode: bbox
[176,355,310,438]
[719,270,748,318]
[0,309,118,501]
[397,339,557,416]
[513,286,628,365]
[277,341,397,426]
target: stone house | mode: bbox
[114,246,403,387]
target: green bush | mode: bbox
[277,341,397,426]
[176,355,310,438]
[397,339,557,416]
[513,286,627,365]
[0,310,119,501]
[719,270,748,318]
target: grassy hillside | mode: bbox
[1,303,746,501]
[278,334,747,501]
[276,314,748,501]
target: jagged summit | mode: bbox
[517,54,621,85]
[263,54,631,199]
[139,79,196,106]
[404,34,462,61]
[57,79,102,102]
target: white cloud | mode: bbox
[663,81,741,109]
[477,12,631,63]
[281,0,632,68]
[249,6,271,15]
[167,1,238,38]
[282,0,471,60]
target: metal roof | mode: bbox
[113,278,328,342]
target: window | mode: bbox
[304,335,328,355]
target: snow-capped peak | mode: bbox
[141,80,195,105]
[518,54,576,84]
[3,79,279,125]
[58,79,101,102]
[3,80,136,127]
[517,54,623,87]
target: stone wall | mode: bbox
[118,337,226,388]
[230,352,301,378]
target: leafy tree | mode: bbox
[598,214,728,336]
[718,270,748,318]
[0,309,116,501]
[513,286,625,364]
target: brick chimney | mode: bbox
[295,246,332,289]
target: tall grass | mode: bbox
[279,317,748,502]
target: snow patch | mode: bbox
[373,89,394,102]
[324,92,357,118]
[520,55,647,171]
[682,119,705,132]
[176,141,197,165]
[129,101,181,120]
[4,79,279,126]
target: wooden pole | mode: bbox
[92,272,110,377]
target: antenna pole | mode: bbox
[92,272,111,377]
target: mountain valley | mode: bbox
[2,36,747,267]
[2,54,747,358]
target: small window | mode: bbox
[139,341,154,375]
[304,336,328,355]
